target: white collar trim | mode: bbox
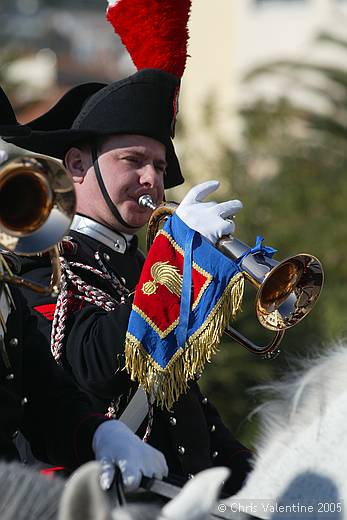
[70,215,132,253]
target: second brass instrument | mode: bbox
[0,146,76,295]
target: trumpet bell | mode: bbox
[217,236,324,332]
[0,155,75,255]
[256,254,323,331]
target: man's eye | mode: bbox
[124,156,140,164]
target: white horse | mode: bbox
[229,340,347,519]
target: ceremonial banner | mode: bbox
[125,214,244,409]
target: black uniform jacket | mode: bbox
[0,285,106,468]
[20,225,252,494]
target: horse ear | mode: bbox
[58,461,112,520]
[161,467,230,520]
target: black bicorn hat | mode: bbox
[2,69,183,189]
[0,86,31,137]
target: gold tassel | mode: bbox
[125,272,244,410]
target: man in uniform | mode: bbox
[1,0,253,493]
[3,66,253,495]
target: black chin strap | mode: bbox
[91,144,139,230]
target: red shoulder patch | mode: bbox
[33,304,56,321]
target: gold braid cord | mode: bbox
[125,271,244,410]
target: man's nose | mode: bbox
[139,163,158,187]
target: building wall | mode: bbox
[180,0,235,145]
[234,0,347,106]
[176,0,347,188]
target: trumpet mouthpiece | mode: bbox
[138,194,156,210]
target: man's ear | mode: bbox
[65,147,89,184]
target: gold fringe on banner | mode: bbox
[124,271,244,410]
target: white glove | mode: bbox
[92,420,168,492]
[176,180,243,245]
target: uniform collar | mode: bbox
[70,214,134,254]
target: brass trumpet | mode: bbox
[139,195,324,359]
[0,144,75,295]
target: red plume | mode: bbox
[106,0,191,79]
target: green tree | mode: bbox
[196,33,347,447]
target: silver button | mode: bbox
[169,417,177,426]
[196,372,202,380]
[187,473,194,479]
[202,397,208,405]
[210,424,216,432]
[6,373,14,381]
[114,241,120,249]
[103,253,110,262]
[21,397,28,406]
[9,338,19,347]
[212,451,219,459]
[178,446,185,455]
